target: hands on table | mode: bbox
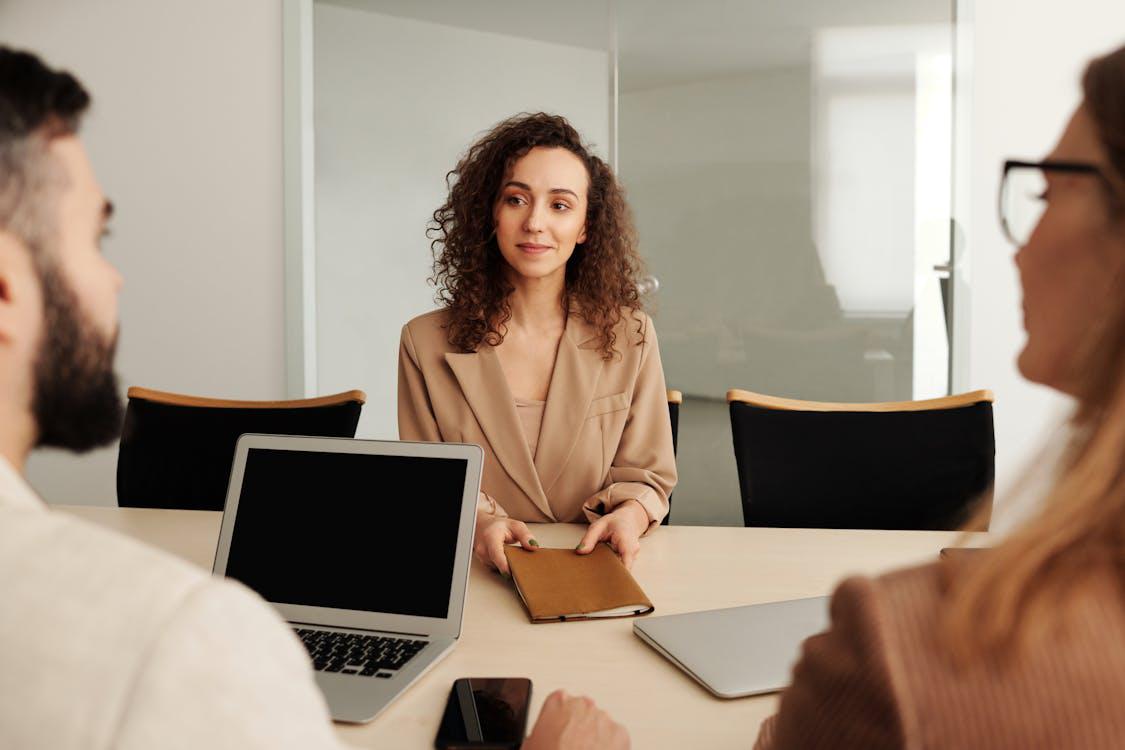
[473,499,651,575]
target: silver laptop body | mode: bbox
[213,435,483,723]
[633,596,830,698]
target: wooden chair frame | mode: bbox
[726,388,993,413]
[126,387,366,410]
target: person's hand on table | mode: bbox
[575,499,649,569]
[522,689,629,750]
[474,511,538,575]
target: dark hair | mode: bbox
[0,47,89,140]
[428,112,643,360]
[0,46,91,266]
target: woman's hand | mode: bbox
[474,512,538,575]
[522,690,630,750]
[574,499,650,569]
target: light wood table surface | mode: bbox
[59,505,982,749]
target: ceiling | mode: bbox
[321,0,953,91]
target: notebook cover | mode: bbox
[504,544,654,623]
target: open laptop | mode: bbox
[633,596,830,698]
[213,434,483,723]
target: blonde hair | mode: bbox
[944,45,1125,661]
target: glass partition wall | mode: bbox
[292,0,958,525]
[615,2,956,523]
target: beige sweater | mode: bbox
[755,559,1125,748]
[0,459,343,749]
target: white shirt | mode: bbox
[0,458,344,749]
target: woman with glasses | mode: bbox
[756,44,1125,749]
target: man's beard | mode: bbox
[31,266,123,451]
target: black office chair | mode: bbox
[727,389,995,530]
[663,389,682,526]
[116,387,366,511]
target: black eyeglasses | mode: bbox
[998,159,1105,246]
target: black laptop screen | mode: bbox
[223,448,468,619]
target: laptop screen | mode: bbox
[224,447,468,619]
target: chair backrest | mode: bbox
[116,387,366,511]
[727,389,995,530]
[663,389,683,526]
[667,389,682,456]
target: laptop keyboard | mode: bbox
[295,628,428,678]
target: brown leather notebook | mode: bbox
[504,544,654,623]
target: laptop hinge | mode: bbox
[288,620,430,639]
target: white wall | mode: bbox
[963,3,1125,516]
[313,4,609,440]
[1,0,287,505]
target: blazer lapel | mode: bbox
[535,315,604,496]
[444,348,555,519]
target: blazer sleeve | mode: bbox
[582,314,677,530]
[398,324,507,519]
[754,577,906,750]
[397,323,442,443]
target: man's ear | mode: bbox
[0,231,34,345]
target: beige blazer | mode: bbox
[398,307,677,525]
[0,459,342,749]
[755,558,1125,749]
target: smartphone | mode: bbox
[434,677,532,750]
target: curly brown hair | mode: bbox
[428,112,644,360]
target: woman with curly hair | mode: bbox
[398,112,676,574]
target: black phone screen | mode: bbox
[435,678,532,749]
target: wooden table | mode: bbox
[59,505,981,749]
